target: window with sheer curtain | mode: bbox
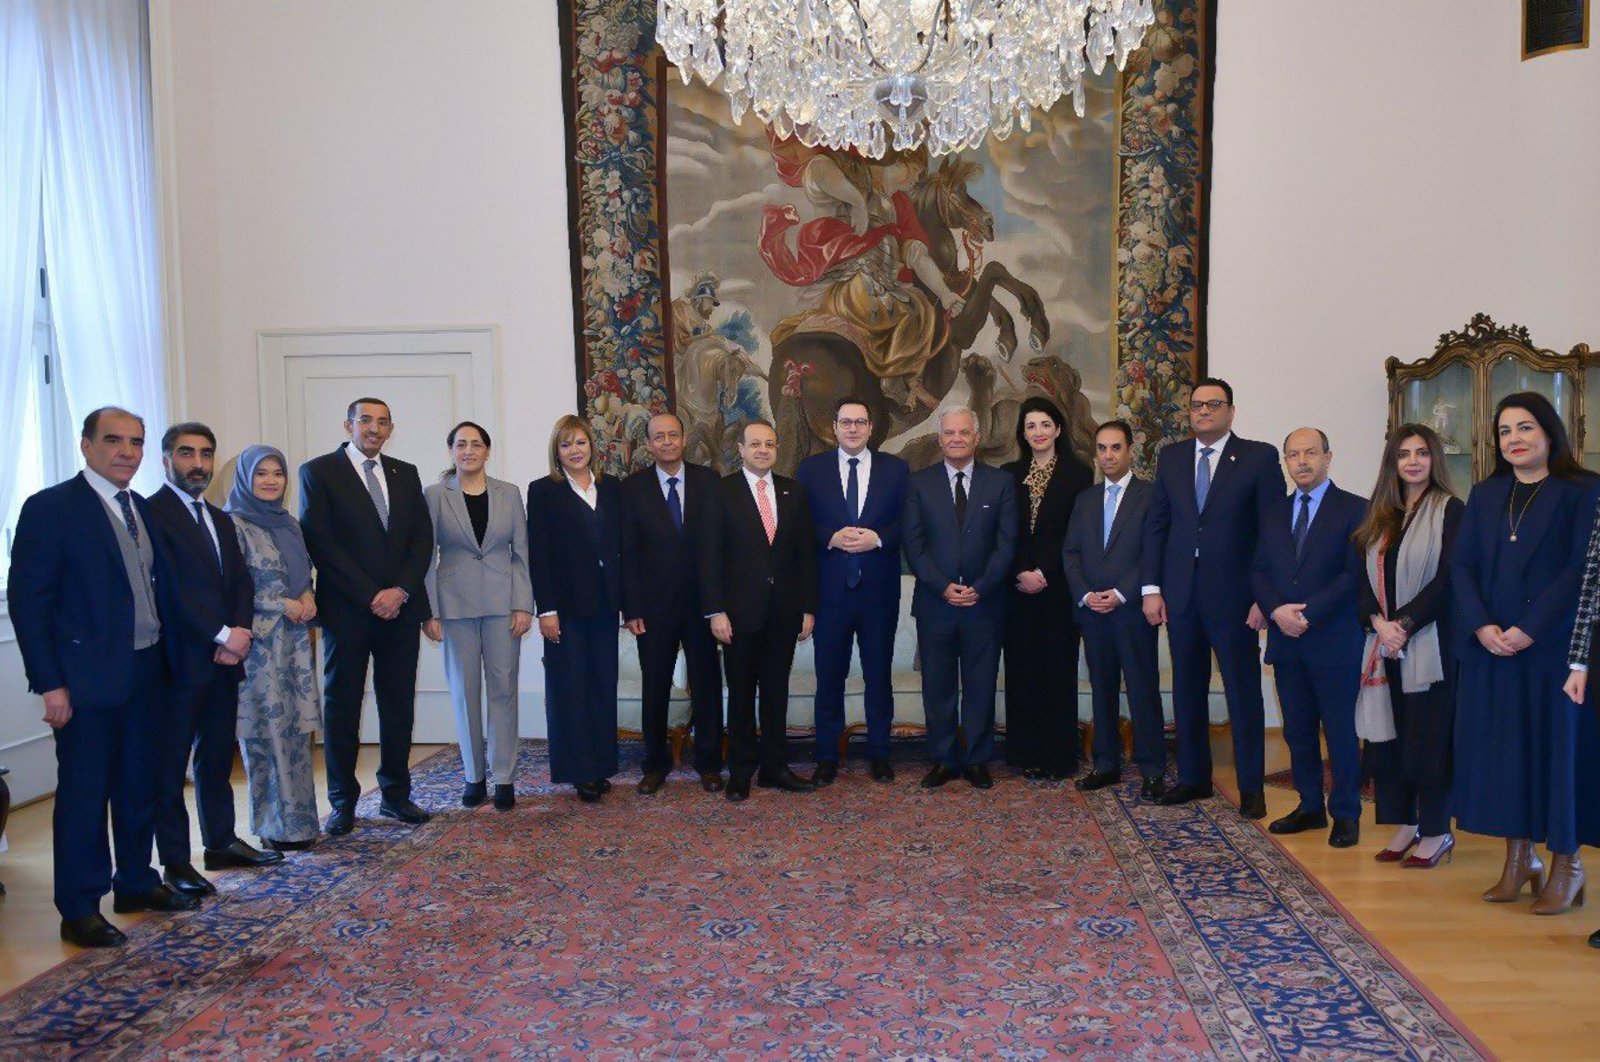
[1,0,167,592]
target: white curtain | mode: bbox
[1,0,44,536]
[40,0,166,495]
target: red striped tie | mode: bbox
[756,478,776,544]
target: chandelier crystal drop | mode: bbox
[656,0,1156,158]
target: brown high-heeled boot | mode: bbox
[1483,838,1545,902]
[1532,851,1587,915]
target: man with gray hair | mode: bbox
[902,406,1018,790]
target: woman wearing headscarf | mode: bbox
[226,445,322,850]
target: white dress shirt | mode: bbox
[345,442,390,511]
[655,463,686,505]
[567,472,599,510]
[742,467,778,529]
[1086,471,1135,607]
[837,447,884,549]
[944,459,976,502]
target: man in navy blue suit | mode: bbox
[1142,378,1285,818]
[796,398,909,784]
[1251,428,1367,847]
[8,407,200,948]
[903,406,1017,790]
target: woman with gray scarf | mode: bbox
[1354,424,1463,869]
[226,445,323,850]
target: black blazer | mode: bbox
[1250,483,1367,666]
[619,462,721,625]
[299,443,434,627]
[146,485,254,685]
[1063,476,1155,608]
[1003,454,1093,592]
[902,462,1018,618]
[527,474,623,620]
[699,471,819,630]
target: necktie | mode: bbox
[1293,491,1312,558]
[363,458,390,530]
[115,490,140,543]
[193,500,221,565]
[1195,446,1214,511]
[845,458,862,589]
[666,475,683,532]
[1103,482,1120,548]
[954,470,968,527]
[756,478,776,545]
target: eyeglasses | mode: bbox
[835,418,871,430]
[1189,399,1228,413]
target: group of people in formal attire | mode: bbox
[10,380,1600,951]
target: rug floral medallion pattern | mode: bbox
[1,744,1484,1060]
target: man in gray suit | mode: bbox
[903,406,1017,790]
[422,421,534,811]
[1063,420,1167,799]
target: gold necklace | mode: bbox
[1506,475,1548,542]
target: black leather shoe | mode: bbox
[1268,807,1329,835]
[1589,927,1600,949]
[1239,791,1268,820]
[377,799,432,825]
[920,765,960,789]
[462,780,487,808]
[1139,777,1168,802]
[700,771,725,793]
[870,758,895,782]
[1329,818,1360,848]
[493,784,515,811]
[263,837,317,852]
[1158,782,1214,806]
[324,807,355,836]
[204,839,284,869]
[963,765,994,790]
[1022,767,1049,781]
[575,782,604,803]
[757,767,816,792]
[61,913,126,948]
[725,777,751,802]
[598,779,613,794]
[113,884,200,914]
[637,772,667,795]
[163,863,216,896]
[813,761,839,786]
[1075,770,1122,792]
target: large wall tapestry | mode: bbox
[561,0,1213,476]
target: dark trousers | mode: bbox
[812,591,899,762]
[543,614,620,785]
[1003,589,1079,772]
[917,604,1002,769]
[723,600,802,780]
[1273,654,1362,822]
[155,669,239,864]
[1370,739,1451,835]
[321,616,420,810]
[637,608,723,775]
[52,646,163,919]
[1168,596,1266,792]
[1081,605,1166,779]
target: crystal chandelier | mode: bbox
[656,0,1156,158]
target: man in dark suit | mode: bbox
[146,422,281,898]
[1251,427,1367,847]
[620,412,726,794]
[299,398,435,834]
[1063,420,1167,799]
[1142,378,1285,818]
[903,406,1017,790]
[699,420,819,802]
[796,398,909,784]
[9,407,199,948]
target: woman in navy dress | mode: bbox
[527,415,622,803]
[1453,392,1600,915]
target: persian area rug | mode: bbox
[0,743,1485,1060]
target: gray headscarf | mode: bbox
[225,445,313,597]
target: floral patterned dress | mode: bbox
[234,520,322,843]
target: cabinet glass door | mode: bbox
[1399,361,1473,489]
[1490,357,1574,438]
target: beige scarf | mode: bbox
[1355,492,1448,741]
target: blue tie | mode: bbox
[1103,482,1120,549]
[1195,446,1215,511]
[666,476,683,532]
[1293,491,1312,559]
[845,458,862,589]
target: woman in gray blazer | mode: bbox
[422,421,534,810]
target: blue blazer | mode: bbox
[7,474,170,708]
[1063,477,1155,607]
[902,462,1017,618]
[795,449,908,606]
[527,475,623,620]
[1250,483,1366,666]
[1142,435,1286,617]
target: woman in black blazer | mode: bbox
[1002,396,1094,779]
[527,415,623,802]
